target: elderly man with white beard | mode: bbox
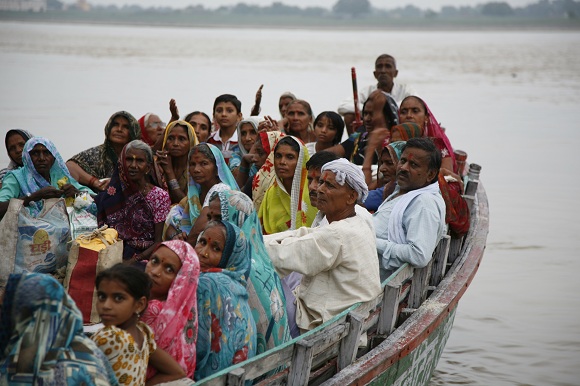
[264,158,381,333]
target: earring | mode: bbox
[135,311,141,319]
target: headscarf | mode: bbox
[138,113,154,146]
[0,272,119,386]
[399,96,456,172]
[154,120,199,194]
[386,141,406,163]
[95,142,157,258]
[236,117,260,157]
[390,122,423,141]
[102,111,142,174]
[258,136,317,234]
[166,143,239,233]
[212,189,290,353]
[251,131,285,210]
[10,137,91,215]
[321,158,369,204]
[195,221,256,379]
[3,129,33,167]
[142,241,200,379]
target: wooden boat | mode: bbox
[194,164,488,386]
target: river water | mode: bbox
[1,21,579,385]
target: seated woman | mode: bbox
[0,129,33,188]
[95,140,170,262]
[258,136,317,234]
[184,111,212,143]
[164,143,238,243]
[250,131,285,209]
[153,120,199,204]
[207,189,290,353]
[305,111,345,156]
[67,111,141,192]
[0,137,91,219]
[194,220,256,380]
[229,117,259,178]
[138,112,166,146]
[0,272,118,385]
[363,141,406,212]
[142,240,200,380]
[284,99,316,144]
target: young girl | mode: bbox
[92,264,186,386]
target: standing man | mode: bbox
[373,137,446,281]
[338,54,415,133]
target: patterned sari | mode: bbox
[165,143,238,236]
[258,136,317,234]
[195,221,256,380]
[0,137,92,216]
[141,241,200,379]
[68,111,141,179]
[213,189,290,353]
[251,131,285,210]
[0,272,118,386]
[95,143,170,259]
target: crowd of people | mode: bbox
[0,53,471,385]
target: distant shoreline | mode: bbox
[2,11,579,31]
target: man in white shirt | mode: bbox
[337,54,415,134]
[264,159,381,333]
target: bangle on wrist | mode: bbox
[168,179,180,190]
[88,176,97,187]
[167,231,178,240]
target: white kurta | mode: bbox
[264,215,381,331]
[336,82,416,115]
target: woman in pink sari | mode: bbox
[142,240,200,380]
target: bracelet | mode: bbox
[88,176,97,187]
[239,165,250,174]
[167,231,178,240]
[168,179,180,190]
[133,253,144,262]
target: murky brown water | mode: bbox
[1,21,579,385]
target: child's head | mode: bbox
[213,94,242,132]
[195,220,230,271]
[95,264,151,328]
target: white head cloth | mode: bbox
[321,158,368,204]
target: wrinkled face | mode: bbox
[146,114,165,143]
[307,167,322,208]
[274,143,299,183]
[188,114,211,143]
[373,57,398,87]
[399,97,428,129]
[379,149,396,183]
[145,246,182,301]
[6,133,27,166]
[108,115,131,146]
[279,96,294,117]
[189,150,217,185]
[362,100,375,132]
[207,197,222,222]
[214,102,241,130]
[96,279,144,329]
[286,103,312,133]
[397,147,437,194]
[196,225,226,271]
[240,123,258,152]
[124,148,150,183]
[166,125,190,158]
[317,170,356,219]
[29,144,55,177]
[314,116,338,145]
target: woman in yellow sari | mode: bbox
[153,120,198,204]
[258,136,317,234]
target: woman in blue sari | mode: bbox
[194,220,256,380]
[209,189,290,353]
[164,143,238,242]
[0,272,118,385]
[0,137,92,219]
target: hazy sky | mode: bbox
[70,0,539,11]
